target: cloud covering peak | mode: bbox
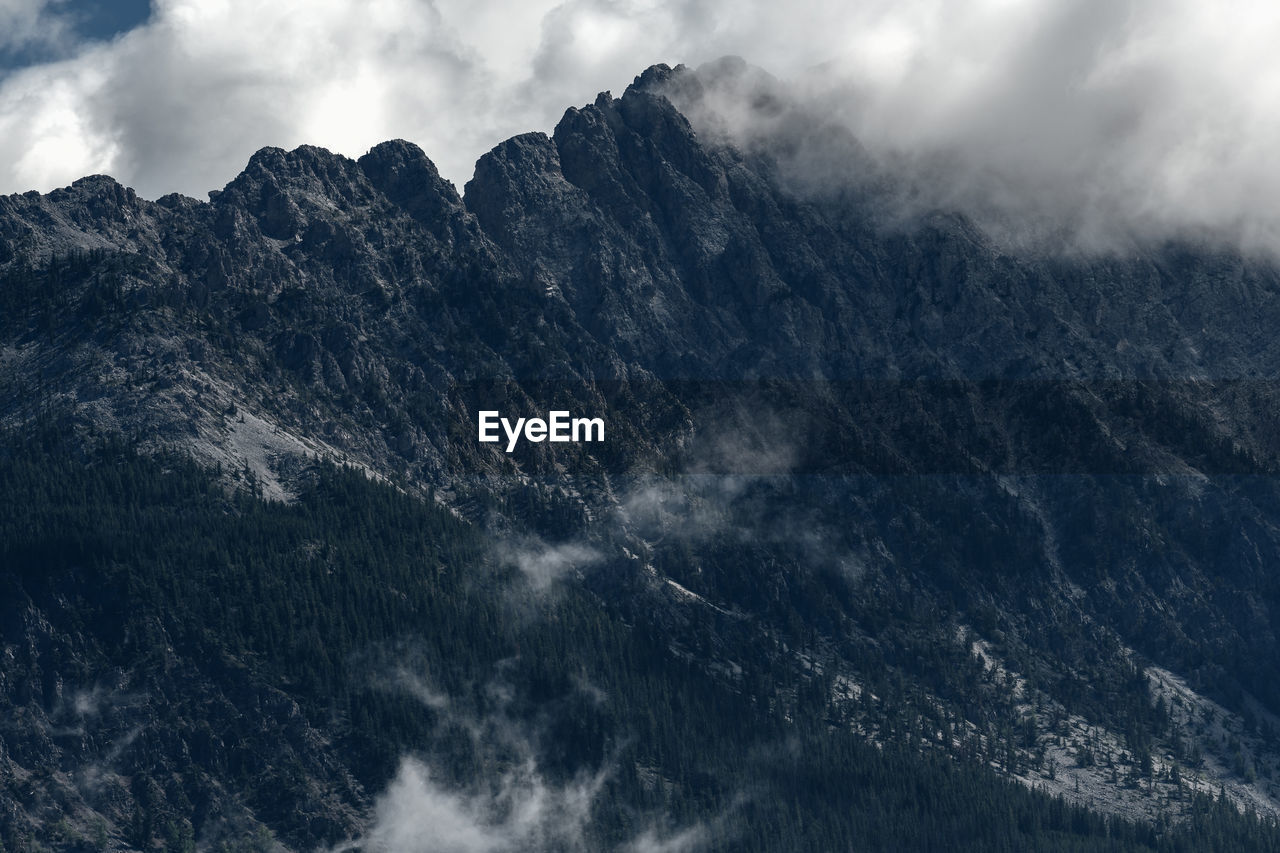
[0,0,1277,251]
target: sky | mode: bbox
[1,0,1279,250]
[0,0,149,69]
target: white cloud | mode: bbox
[353,752,712,853]
[0,0,1277,250]
[797,0,1280,250]
[343,670,710,853]
[499,537,601,591]
[356,757,600,853]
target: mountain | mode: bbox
[5,58,1280,850]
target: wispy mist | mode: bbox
[345,667,709,853]
[497,536,602,592]
[356,756,602,853]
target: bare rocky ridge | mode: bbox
[6,60,1280,848]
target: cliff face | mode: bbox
[6,61,1280,850]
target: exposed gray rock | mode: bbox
[7,59,1280,849]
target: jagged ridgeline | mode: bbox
[6,59,1280,850]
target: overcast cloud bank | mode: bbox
[1,0,1277,251]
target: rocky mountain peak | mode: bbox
[357,138,467,236]
[626,61,685,95]
[214,145,375,241]
[60,174,139,207]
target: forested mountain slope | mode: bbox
[5,59,1280,850]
